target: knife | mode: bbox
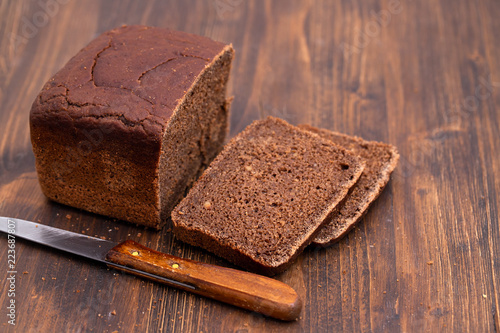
[0,217,301,321]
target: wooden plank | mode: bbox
[0,0,498,331]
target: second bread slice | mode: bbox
[172,116,364,275]
[299,125,399,246]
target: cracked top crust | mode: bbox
[30,25,227,145]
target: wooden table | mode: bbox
[1,0,499,331]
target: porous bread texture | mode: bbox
[299,125,399,246]
[30,25,234,229]
[158,51,233,224]
[172,117,365,275]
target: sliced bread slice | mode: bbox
[172,117,364,275]
[299,125,399,246]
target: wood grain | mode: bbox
[106,240,302,321]
[0,0,498,331]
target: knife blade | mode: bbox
[0,217,301,321]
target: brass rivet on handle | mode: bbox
[172,263,179,269]
[131,251,139,256]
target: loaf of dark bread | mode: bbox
[30,25,234,229]
[299,125,399,246]
[172,117,365,275]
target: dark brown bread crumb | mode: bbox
[30,25,234,228]
[172,117,365,275]
[299,125,399,246]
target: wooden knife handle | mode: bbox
[105,240,302,321]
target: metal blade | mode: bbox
[0,217,196,290]
[0,217,116,263]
